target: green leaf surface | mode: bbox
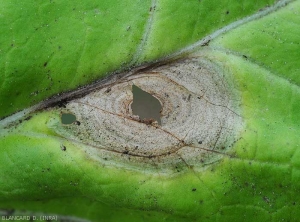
[1,0,300,222]
[212,0,300,86]
[0,0,276,118]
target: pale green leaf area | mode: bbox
[0,0,276,118]
[212,0,300,86]
[1,0,300,222]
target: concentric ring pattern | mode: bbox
[51,57,243,173]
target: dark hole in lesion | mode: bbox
[131,85,162,125]
[61,113,77,124]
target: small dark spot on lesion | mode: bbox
[192,188,197,192]
[175,166,181,172]
[226,10,230,14]
[60,144,66,151]
[201,39,210,46]
[24,116,32,121]
[57,101,67,108]
[43,62,48,67]
[74,120,81,125]
[105,87,111,93]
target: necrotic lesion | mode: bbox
[50,56,243,173]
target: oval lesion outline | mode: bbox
[47,55,244,173]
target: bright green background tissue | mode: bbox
[1,0,300,221]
